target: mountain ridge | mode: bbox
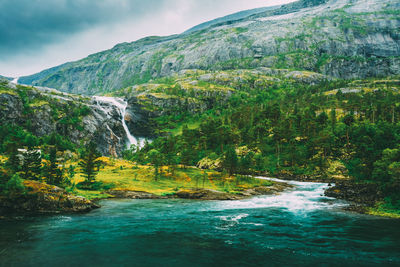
[19,0,400,95]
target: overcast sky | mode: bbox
[0,0,295,77]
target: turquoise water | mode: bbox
[1,180,400,267]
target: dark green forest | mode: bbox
[1,74,400,213]
[126,76,400,210]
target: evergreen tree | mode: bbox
[5,173,25,197]
[223,146,238,176]
[44,146,64,186]
[78,142,102,185]
[148,149,163,181]
[180,142,194,168]
[5,142,20,174]
[21,149,42,181]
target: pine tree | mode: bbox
[5,173,25,197]
[180,142,193,169]
[22,149,42,181]
[5,142,20,174]
[78,142,102,185]
[44,146,64,186]
[148,149,163,181]
[223,146,238,176]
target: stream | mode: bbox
[1,179,399,266]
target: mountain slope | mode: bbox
[0,75,12,81]
[0,79,129,156]
[184,5,280,34]
[20,0,400,95]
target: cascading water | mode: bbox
[213,177,348,213]
[93,96,144,149]
[11,77,19,84]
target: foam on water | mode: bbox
[214,177,348,213]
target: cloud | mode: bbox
[0,0,295,76]
[0,0,169,58]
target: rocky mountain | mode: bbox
[19,0,400,96]
[18,63,68,86]
[0,75,12,81]
[1,66,332,156]
[184,5,280,34]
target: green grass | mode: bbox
[0,84,18,96]
[71,157,273,200]
[367,201,400,219]
[232,27,248,34]
[73,190,113,200]
[29,100,49,107]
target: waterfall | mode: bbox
[11,77,19,84]
[93,96,143,149]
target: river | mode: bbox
[1,179,399,266]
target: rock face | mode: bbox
[0,80,129,156]
[125,96,156,138]
[0,180,100,215]
[19,0,400,95]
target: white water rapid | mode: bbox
[214,177,348,213]
[93,96,144,149]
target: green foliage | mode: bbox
[5,174,26,197]
[78,142,102,185]
[148,149,163,181]
[232,27,248,34]
[76,181,115,191]
[43,146,65,186]
[21,150,42,181]
[222,146,238,175]
[130,74,400,204]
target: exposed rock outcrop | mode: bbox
[324,181,384,206]
[0,80,128,156]
[0,180,100,216]
[107,190,167,199]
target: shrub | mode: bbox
[5,174,25,197]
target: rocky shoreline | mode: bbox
[324,181,385,215]
[2,178,395,219]
[0,180,291,218]
[0,181,100,218]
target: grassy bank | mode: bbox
[71,157,273,200]
[367,202,400,219]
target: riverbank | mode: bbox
[325,181,400,219]
[2,182,400,267]
[0,181,291,218]
[0,157,293,217]
[70,157,290,201]
[0,180,100,218]
[106,181,291,201]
